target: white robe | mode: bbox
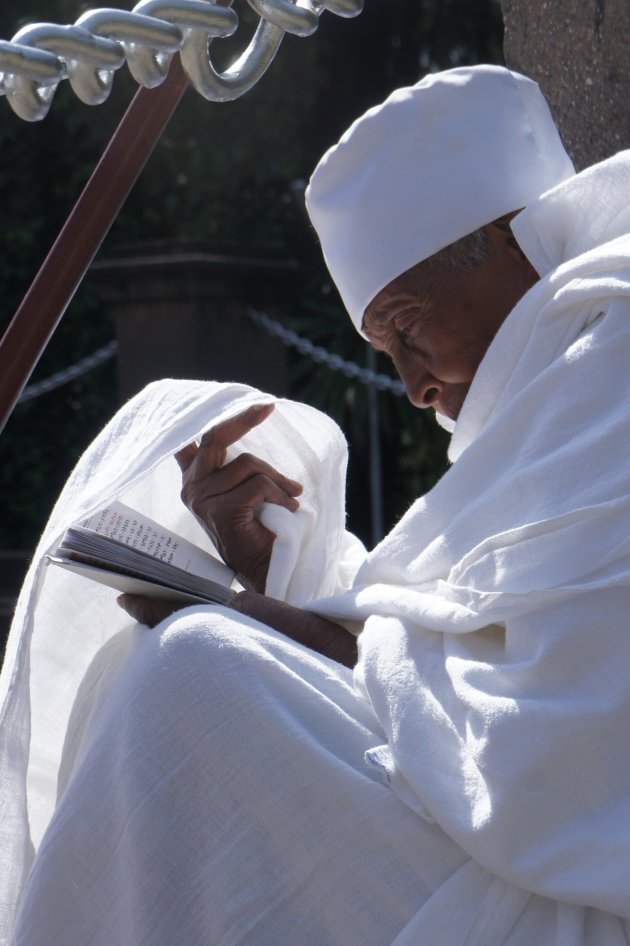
[2,152,630,945]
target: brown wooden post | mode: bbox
[0,58,190,436]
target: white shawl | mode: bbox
[322,151,630,922]
[2,151,630,942]
[0,385,363,941]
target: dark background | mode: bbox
[0,0,503,635]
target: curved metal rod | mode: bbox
[3,75,59,122]
[76,9,183,49]
[180,15,284,102]
[323,0,363,17]
[0,40,61,82]
[9,24,127,114]
[131,0,238,88]
[246,0,319,37]
[13,24,124,69]
[135,0,239,32]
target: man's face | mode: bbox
[362,220,538,421]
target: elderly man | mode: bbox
[2,65,630,945]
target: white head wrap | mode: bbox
[305,65,575,333]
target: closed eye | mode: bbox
[398,322,418,348]
[395,312,421,343]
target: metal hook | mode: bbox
[180,14,284,103]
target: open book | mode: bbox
[47,501,235,606]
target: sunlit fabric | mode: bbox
[2,153,630,943]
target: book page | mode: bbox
[79,501,233,585]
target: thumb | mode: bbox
[117,594,180,628]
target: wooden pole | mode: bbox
[0,56,190,435]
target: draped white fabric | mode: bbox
[2,152,630,944]
[0,385,364,943]
[315,152,630,928]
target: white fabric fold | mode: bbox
[0,382,363,942]
[336,153,630,922]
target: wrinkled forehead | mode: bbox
[362,257,435,337]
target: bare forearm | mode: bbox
[118,589,358,668]
[231,591,358,668]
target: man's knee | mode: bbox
[63,607,265,794]
[131,606,263,701]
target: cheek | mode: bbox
[436,358,478,383]
[435,315,499,382]
[428,334,481,383]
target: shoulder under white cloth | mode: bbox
[315,153,630,922]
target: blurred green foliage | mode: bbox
[0,0,503,550]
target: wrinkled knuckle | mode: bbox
[248,472,271,493]
[189,496,205,519]
[234,452,258,471]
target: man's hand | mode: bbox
[175,403,303,594]
[116,404,358,666]
[116,594,182,627]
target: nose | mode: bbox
[399,364,444,409]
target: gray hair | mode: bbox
[430,226,489,271]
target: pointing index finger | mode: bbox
[199,403,275,452]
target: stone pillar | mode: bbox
[501,0,630,170]
[90,242,305,401]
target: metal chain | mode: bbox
[0,0,362,121]
[16,310,405,403]
[248,307,406,395]
[18,340,119,402]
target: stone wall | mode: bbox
[501,0,630,169]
